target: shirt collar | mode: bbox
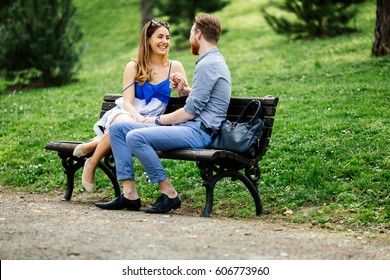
[196,47,219,65]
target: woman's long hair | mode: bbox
[134,20,170,85]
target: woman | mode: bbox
[73,19,188,192]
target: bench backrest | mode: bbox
[101,94,279,160]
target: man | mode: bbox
[96,14,231,213]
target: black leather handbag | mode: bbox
[210,100,264,157]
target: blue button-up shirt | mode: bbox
[184,48,231,131]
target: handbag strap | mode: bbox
[236,100,262,124]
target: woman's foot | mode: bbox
[82,159,95,192]
[73,143,87,157]
[73,137,100,157]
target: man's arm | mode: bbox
[144,108,195,125]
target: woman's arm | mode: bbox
[122,61,145,122]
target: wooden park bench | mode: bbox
[45,94,279,217]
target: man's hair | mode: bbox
[194,14,221,44]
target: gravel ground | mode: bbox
[0,188,389,260]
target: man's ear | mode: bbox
[195,29,202,40]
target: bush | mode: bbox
[0,0,83,87]
[261,0,366,39]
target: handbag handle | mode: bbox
[236,100,262,124]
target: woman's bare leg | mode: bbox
[82,132,111,185]
[82,114,136,190]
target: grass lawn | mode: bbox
[0,0,388,231]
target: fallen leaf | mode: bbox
[283,208,294,215]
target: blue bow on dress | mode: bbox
[135,80,171,105]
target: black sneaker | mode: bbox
[144,193,181,214]
[95,194,141,211]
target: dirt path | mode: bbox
[0,188,389,260]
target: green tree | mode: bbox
[141,0,153,26]
[372,0,390,56]
[154,0,230,48]
[262,0,366,39]
[0,0,83,87]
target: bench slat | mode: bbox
[101,95,278,122]
[157,149,227,162]
[46,141,83,153]
[101,101,275,126]
[227,106,277,118]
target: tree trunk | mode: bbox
[372,0,390,56]
[141,0,153,28]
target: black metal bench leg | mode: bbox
[57,151,120,200]
[236,172,263,215]
[202,182,215,217]
[201,168,263,217]
[58,152,84,201]
[63,168,75,201]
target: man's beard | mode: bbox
[191,40,200,55]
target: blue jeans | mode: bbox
[109,121,212,183]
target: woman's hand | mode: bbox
[142,117,155,124]
[170,73,189,95]
[137,116,146,123]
